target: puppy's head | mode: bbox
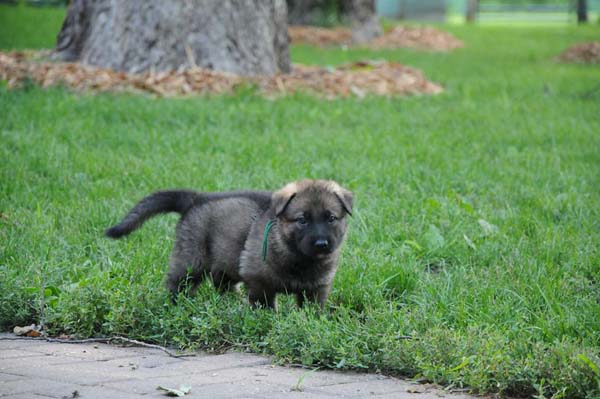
[272,179,353,259]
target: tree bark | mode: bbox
[287,0,381,44]
[466,0,478,23]
[577,0,588,23]
[54,0,290,76]
[340,0,382,43]
[287,0,331,25]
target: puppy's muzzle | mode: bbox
[313,238,329,251]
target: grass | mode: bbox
[0,4,65,49]
[1,5,600,398]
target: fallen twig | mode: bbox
[0,335,196,358]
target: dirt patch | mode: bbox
[0,51,442,99]
[288,25,463,51]
[557,42,600,64]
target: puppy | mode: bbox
[106,180,353,309]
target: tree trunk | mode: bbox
[577,0,588,23]
[287,0,381,43]
[466,0,478,23]
[53,0,290,76]
[340,0,382,44]
[287,0,332,25]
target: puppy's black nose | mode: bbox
[314,239,329,249]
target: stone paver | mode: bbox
[0,334,476,399]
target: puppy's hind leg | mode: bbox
[166,254,205,302]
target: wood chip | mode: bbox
[557,42,600,64]
[289,25,463,51]
[0,51,443,98]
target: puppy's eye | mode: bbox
[296,216,307,225]
[327,214,337,223]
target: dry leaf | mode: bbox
[0,51,442,99]
[157,384,191,397]
[13,324,41,336]
[289,25,463,51]
[26,329,42,337]
[406,386,426,393]
[557,42,600,64]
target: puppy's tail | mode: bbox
[105,190,202,239]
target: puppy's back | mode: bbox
[175,197,265,281]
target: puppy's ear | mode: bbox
[335,189,353,216]
[329,182,353,216]
[272,182,298,217]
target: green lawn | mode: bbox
[0,4,65,49]
[1,5,600,398]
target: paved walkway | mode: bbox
[0,334,475,399]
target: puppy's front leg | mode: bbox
[248,287,277,310]
[296,292,309,308]
[297,285,331,309]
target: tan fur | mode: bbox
[274,181,299,198]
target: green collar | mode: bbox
[262,219,276,262]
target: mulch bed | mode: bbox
[0,50,443,98]
[288,25,463,51]
[556,42,600,64]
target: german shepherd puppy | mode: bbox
[106,180,353,309]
